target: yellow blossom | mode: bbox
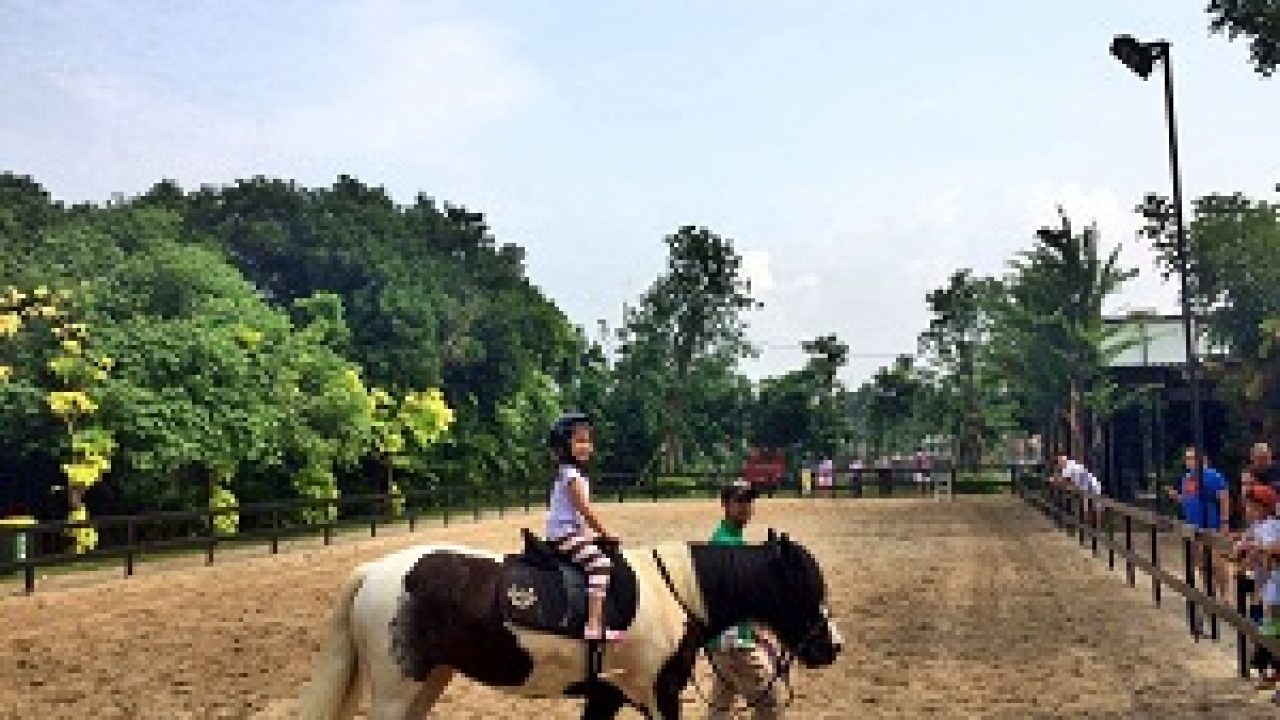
[0,365,11,381]
[60,339,81,355]
[0,312,21,337]
[65,507,98,554]
[234,326,264,347]
[47,391,98,417]
[61,462,102,488]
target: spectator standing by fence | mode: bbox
[1250,443,1278,498]
[1054,455,1101,495]
[1235,482,1280,683]
[1168,447,1230,532]
[1054,455,1101,527]
[1168,446,1232,602]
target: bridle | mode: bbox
[651,548,830,713]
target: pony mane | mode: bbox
[688,539,825,642]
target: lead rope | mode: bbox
[650,549,797,717]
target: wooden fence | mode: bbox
[1014,472,1280,679]
[0,464,1031,595]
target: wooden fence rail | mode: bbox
[1014,472,1280,679]
[0,464,1032,595]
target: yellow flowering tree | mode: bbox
[0,285,115,554]
[370,387,454,515]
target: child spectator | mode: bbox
[1235,482,1280,682]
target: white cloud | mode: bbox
[741,249,776,294]
[914,188,963,232]
[278,7,540,163]
[8,3,541,200]
[791,273,820,290]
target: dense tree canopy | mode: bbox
[1207,0,1280,76]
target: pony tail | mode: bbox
[295,563,369,720]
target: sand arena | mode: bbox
[1,496,1276,719]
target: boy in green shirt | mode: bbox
[707,480,783,719]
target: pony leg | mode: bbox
[365,676,423,720]
[366,665,453,720]
[653,688,682,720]
[582,684,628,719]
[406,667,453,717]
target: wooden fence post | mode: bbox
[125,518,136,578]
[1151,523,1162,607]
[1124,515,1134,587]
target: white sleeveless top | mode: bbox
[547,464,587,539]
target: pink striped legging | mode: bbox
[552,532,612,598]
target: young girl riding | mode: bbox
[545,412,624,642]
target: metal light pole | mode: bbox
[1110,36,1209,529]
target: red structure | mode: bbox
[742,448,786,492]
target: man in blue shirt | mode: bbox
[1166,446,1230,531]
[1166,446,1232,601]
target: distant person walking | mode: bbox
[816,457,834,499]
[914,448,932,496]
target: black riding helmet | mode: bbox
[547,412,592,465]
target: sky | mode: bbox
[2,1,1277,384]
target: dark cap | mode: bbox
[721,480,757,503]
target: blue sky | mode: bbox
[2,1,1277,383]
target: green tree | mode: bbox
[860,356,929,458]
[1207,0,1280,76]
[919,270,1007,465]
[617,226,758,471]
[1138,189,1280,439]
[990,210,1136,461]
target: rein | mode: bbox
[651,548,824,715]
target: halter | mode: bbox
[650,548,830,714]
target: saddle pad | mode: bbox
[497,549,638,638]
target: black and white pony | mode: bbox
[295,530,842,719]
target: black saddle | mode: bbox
[497,529,639,639]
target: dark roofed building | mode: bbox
[1097,312,1230,505]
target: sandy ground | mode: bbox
[1,496,1277,719]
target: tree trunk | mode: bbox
[1067,379,1085,461]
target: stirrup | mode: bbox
[584,628,626,642]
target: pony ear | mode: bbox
[767,528,778,543]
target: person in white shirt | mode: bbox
[1055,455,1101,496]
[1053,454,1101,528]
